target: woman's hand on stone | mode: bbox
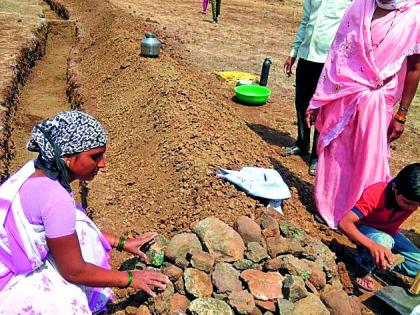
[124,232,157,263]
[387,118,405,142]
[131,270,170,297]
[369,243,394,270]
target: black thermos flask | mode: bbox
[259,57,272,87]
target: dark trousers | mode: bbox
[211,0,221,21]
[295,58,324,162]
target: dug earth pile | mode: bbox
[50,0,324,244]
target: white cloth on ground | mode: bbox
[217,167,291,213]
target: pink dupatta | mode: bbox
[308,0,419,228]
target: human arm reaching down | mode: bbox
[338,211,394,270]
[47,233,169,297]
[388,54,420,142]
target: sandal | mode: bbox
[283,145,303,157]
[308,160,317,176]
[356,274,376,292]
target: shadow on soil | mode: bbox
[246,123,295,148]
[247,122,311,167]
[269,156,315,213]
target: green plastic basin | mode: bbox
[234,85,271,105]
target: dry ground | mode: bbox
[3,0,419,313]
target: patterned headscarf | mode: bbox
[27,111,108,192]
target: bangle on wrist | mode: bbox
[123,271,133,288]
[117,236,126,252]
[394,112,407,124]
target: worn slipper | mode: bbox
[283,145,303,157]
[356,274,376,292]
[308,160,317,176]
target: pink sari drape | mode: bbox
[308,0,419,228]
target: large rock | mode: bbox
[233,259,261,271]
[191,250,215,272]
[165,233,202,267]
[184,268,213,298]
[320,285,359,315]
[212,262,243,293]
[262,227,289,258]
[277,298,294,315]
[301,238,337,281]
[148,282,174,314]
[265,255,326,290]
[240,270,283,300]
[174,275,186,295]
[349,296,363,315]
[282,275,308,303]
[250,307,263,315]
[292,294,330,315]
[234,216,262,244]
[146,235,169,267]
[246,242,269,263]
[170,293,190,314]
[188,297,234,315]
[278,221,306,239]
[162,263,183,281]
[258,212,279,230]
[193,217,245,262]
[255,299,276,312]
[228,290,256,314]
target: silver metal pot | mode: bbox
[140,32,161,57]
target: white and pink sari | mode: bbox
[0,161,113,314]
[308,0,419,228]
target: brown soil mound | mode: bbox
[59,0,314,239]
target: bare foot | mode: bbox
[356,274,376,292]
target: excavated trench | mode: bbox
[9,2,76,174]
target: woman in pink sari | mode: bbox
[306,0,419,228]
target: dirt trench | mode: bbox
[0,1,47,180]
[9,3,76,173]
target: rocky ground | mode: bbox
[111,215,362,315]
[1,0,419,314]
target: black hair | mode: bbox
[394,163,420,202]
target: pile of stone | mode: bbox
[129,214,361,315]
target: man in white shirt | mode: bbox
[283,0,352,176]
